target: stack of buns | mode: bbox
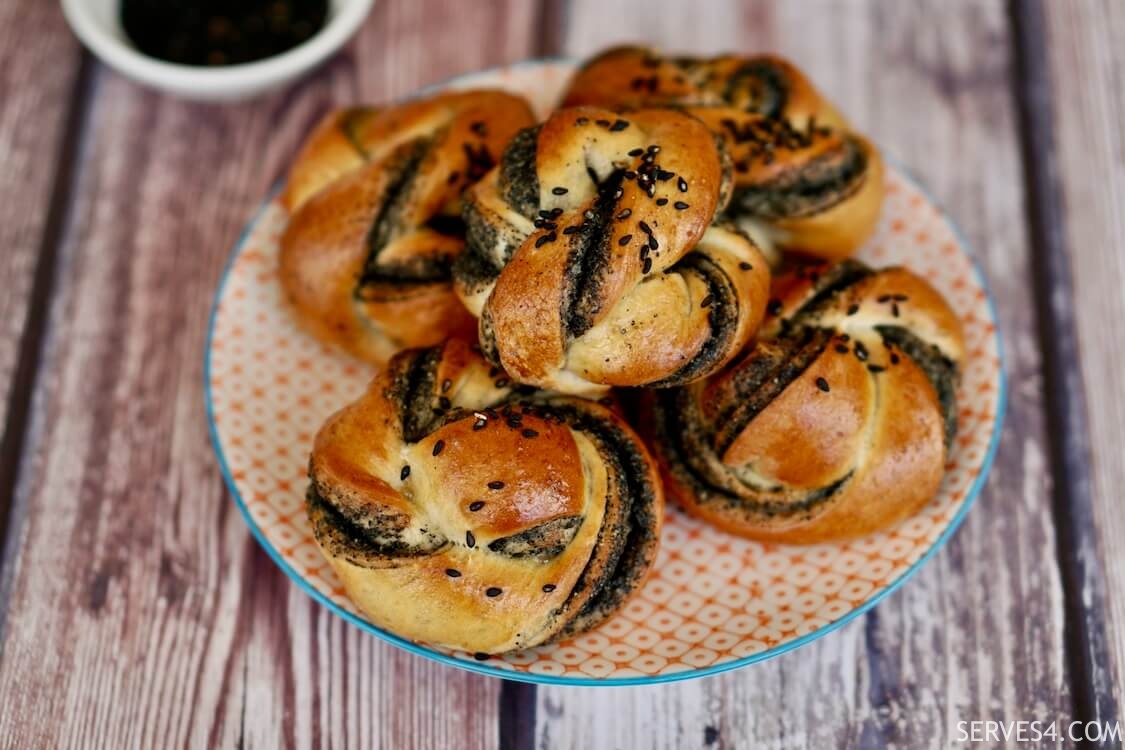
[278,46,964,655]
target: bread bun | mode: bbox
[453,106,770,395]
[644,260,964,543]
[279,91,535,363]
[307,339,664,654]
[563,47,884,263]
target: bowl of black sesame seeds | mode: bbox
[61,0,375,101]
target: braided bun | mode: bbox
[279,91,535,363]
[453,106,771,395]
[645,260,964,543]
[563,47,884,264]
[308,339,663,654]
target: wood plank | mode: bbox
[1040,0,1125,723]
[536,1,1075,747]
[0,2,83,576]
[0,1,538,746]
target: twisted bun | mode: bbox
[279,91,535,363]
[645,260,964,543]
[563,47,884,263]
[453,106,770,395]
[308,339,663,654]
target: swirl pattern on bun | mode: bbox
[563,47,884,264]
[644,260,964,543]
[307,339,663,654]
[453,106,770,395]
[279,91,535,363]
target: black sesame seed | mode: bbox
[610,119,629,132]
[470,121,487,136]
[400,465,411,480]
[535,233,555,248]
[642,257,653,274]
[648,235,659,250]
[447,171,460,184]
[474,652,490,661]
[624,170,637,180]
[656,198,669,206]
[595,119,610,127]
[835,344,849,354]
[438,396,451,410]
[488,481,505,490]
[494,378,509,388]
[678,177,689,192]
[767,299,783,316]
[656,169,675,181]
[877,294,891,303]
[619,234,633,246]
[816,377,830,392]
[674,201,690,210]
[446,568,462,577]
[841,334,850,342]
[613,188,624,199]
[868,364,886,373]
[628,148,644,156]
[433,440,445,456]
[563,225,581,235]
[466,530,476,548]
[739,261,753,270]
[893,294,909,301]
[542,584,557,593]
[441,378,452,393]
[469,501,485,512]
[617,208,632,220]
[700,294,714,308]
[552,186,568,195]
[855,342,869,362]
[638,220,652,235]
[486,587,503,597]
[473,418,487,431]
[890,353,901,364]
[648,144,661,154]
[522,428,539,438]
[892,303,900,317]
[846,304,860,316]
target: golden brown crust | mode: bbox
[278,91,535,363]
[644,260,964,543]
[562,46,885,263]
[308,339,664,654]
[453,106,770,395]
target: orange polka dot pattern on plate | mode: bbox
[207,62,1003,683]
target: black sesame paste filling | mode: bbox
[307,484,447,566]
[562,172,625,341]
[487,515,584,561]
[731,135,868,219]
[355,138,457,297]
[540,402,659,640]
[394,347,443,443]
[877,325,959,447]
[723,60,789,117]
[644,250,744,388]
[500,125,542,219]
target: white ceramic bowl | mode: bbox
[60,0,375,101]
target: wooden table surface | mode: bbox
[0,0,1121,747]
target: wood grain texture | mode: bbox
[0,2,82,568]
[0,1,538,747]
[1041,0,1125,723]
[535,1,1075,747]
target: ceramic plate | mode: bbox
[206,60,1006,685]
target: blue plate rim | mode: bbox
[203,58,1009,687]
